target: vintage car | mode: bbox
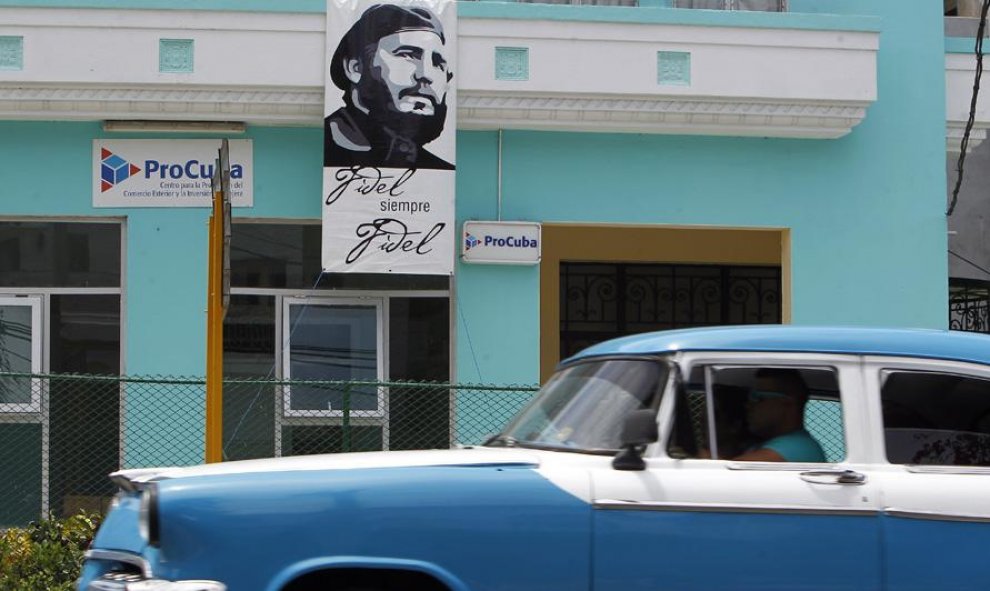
[80,326,990,591]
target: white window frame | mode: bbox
[0,295,43,413]
[280,296,386,419]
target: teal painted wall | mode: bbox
[0,122,323,377]
[0,122,326,465]
[0,0,950,455]
[454,0,948,391]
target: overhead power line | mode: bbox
[947,0,990,216]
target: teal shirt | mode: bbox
[760,429,826,463]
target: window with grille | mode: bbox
[560,262,781,359]
[950,278,990,334]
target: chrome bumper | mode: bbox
[87,573,225,591]
[84,550,225,591]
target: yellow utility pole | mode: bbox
[206,139,231,463]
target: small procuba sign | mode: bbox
[93,140,253,208]
[462,221,541,265]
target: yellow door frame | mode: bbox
[539,224,791,383]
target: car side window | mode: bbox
[881,370,990,466]
[668,365,845,463]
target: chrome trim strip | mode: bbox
[726,461,837,471]
[593,499,877,516]
[885,508,990,523]
[84,549,153,579]
[903,465,990,475]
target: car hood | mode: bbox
[110,447,544,489]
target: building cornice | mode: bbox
[0,6,880,139]
[0,84,871,140]
[459,93,869,139]
[0,84,323,125]
[946,53,990,153]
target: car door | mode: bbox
[590,352,882,591]
[861,356,990,591]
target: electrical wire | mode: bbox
[947,0,990,216]
[456,292,484,383]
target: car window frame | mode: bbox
[864,355,990,473]
[657,351,864,469]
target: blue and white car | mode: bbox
[80,326,990,591]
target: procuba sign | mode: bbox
[93,140,253,208]
[462,221,541,265]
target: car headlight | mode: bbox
[138,485,160,547]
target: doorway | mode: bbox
[540,224,789,381]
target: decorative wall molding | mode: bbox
[0,84,323,125]
[459,93,869,138]
[947,122,988,154]
[0,6,881,138]
[946,54,990,154]
[0,83,871,139]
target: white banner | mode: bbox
[93,140,252,208]
[322,0,456,275]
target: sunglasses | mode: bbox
[748,390,790,403]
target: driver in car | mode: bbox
[731,368,826,462]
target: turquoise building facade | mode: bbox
[0,0,978,521]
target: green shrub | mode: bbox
[0,512,101,591]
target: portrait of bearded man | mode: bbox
[324,4,455,170]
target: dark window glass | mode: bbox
[223,294,276,378]
[388,297,450,450]
[282,425,383,455]
[882,371,990,466]
[0,222,121,288]
[284,303,380,414]
[0,424,41,526]
[389,298,449,382]
[230,223,448,290]
[222,295,276,460]
[49,295,120,518]
[0,303,34,405]
[49,295,120,375]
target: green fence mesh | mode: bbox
[0,372,538,527]
[0,371,849,527]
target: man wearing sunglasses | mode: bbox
[730,368,826,462]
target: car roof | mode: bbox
[566,325,990,367]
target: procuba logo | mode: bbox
[464,234,480,251]
[481,235,538,248]
[100,149,141,193]
[144,159,244,180]
[99,148,244,192]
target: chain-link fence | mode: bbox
[0,370,849,528]
[0,372,538,528]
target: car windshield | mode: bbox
[489,358,668,453]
